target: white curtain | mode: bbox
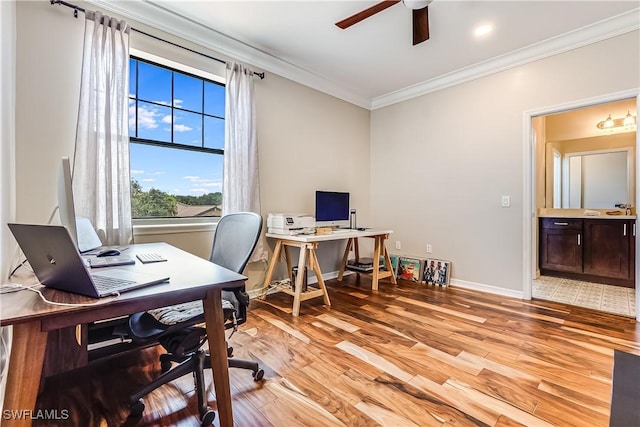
[73,11,132,246]
[223,63,266,262]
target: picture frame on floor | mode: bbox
[398,257,422,282]
[388,254,400,275]
[423,258,451,286]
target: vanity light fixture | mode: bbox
[597,111,637,130]
[623,111,636,127]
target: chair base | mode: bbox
[128,349,264,424]
[129,350,214,425]
[227,357,264,381]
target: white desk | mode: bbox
[262,229,396,316]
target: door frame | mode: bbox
[522,88,640,320]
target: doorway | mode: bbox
[524,91,639,319]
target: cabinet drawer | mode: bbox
[540,218,582,230]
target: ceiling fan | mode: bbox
[335,0,433,46]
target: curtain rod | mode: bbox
[50,0,265,79]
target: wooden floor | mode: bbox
[35,274,640,426]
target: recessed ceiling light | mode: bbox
[473,24,493,38]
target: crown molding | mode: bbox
[371,9,640,110]
[86,0,372,109]
[87,1,638,111]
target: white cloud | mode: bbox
[161,115,172,124]
[152,171,165,175]
[131,169,145,175]
[190,188,207,194]
[131,104,160,130]
[174,124,193,132]
[184,176,219,186]
[142,178,155,182]
[173,99,183,108]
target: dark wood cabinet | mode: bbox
[539,218,582,273]
[539,217,636,287]
[583,219,632,280]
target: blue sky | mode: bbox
[129,59,225,196]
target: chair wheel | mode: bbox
[200,408,216,426]
[129,399,145,417]
[253,368,264,381]
[160,359,172,373]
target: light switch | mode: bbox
[501,195,511,207]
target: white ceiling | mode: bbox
[93,1,640,109]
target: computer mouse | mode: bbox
[96,248,121,257]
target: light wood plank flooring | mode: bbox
[35,275,640,426]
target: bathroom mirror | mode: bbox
[545,133,635,209]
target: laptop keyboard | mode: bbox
[92,274,137,292]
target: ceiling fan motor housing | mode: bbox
[403,0,432,10]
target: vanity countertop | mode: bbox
[538,209,636,219]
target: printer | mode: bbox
[267,213,316,235]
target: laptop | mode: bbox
[8,223,170,298]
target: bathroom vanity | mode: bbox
[539,212,636,288]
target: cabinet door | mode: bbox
[583,219,630,279]
[539,219,582,273]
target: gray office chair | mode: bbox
[126,212,264,426]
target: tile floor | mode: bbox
[533,275,636,318]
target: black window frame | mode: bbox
[128,55,226,221]
[129,55,225,156]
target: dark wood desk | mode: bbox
[0,242,245,427]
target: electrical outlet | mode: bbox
[395,240,401,250]
[426,244,432,253]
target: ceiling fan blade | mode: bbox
[335,1,401,29]
[412,6,430,45]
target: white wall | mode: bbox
[0,0,16,410]
[13,0,371,293]
[371,30,639,295]
[15,1,84,223]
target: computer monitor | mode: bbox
[57,157,101,252]
[58,157,78,248]
[315,191,350,228]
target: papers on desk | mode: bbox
[268,227,316,235]
[87,256,135,268]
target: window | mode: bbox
[129,56,225,219]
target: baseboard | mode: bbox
[450,278,524,299]
[248,271,524,301]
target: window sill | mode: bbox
[133,218,219,236]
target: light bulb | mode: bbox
[604,115,614,128]
[623,111,636,127]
